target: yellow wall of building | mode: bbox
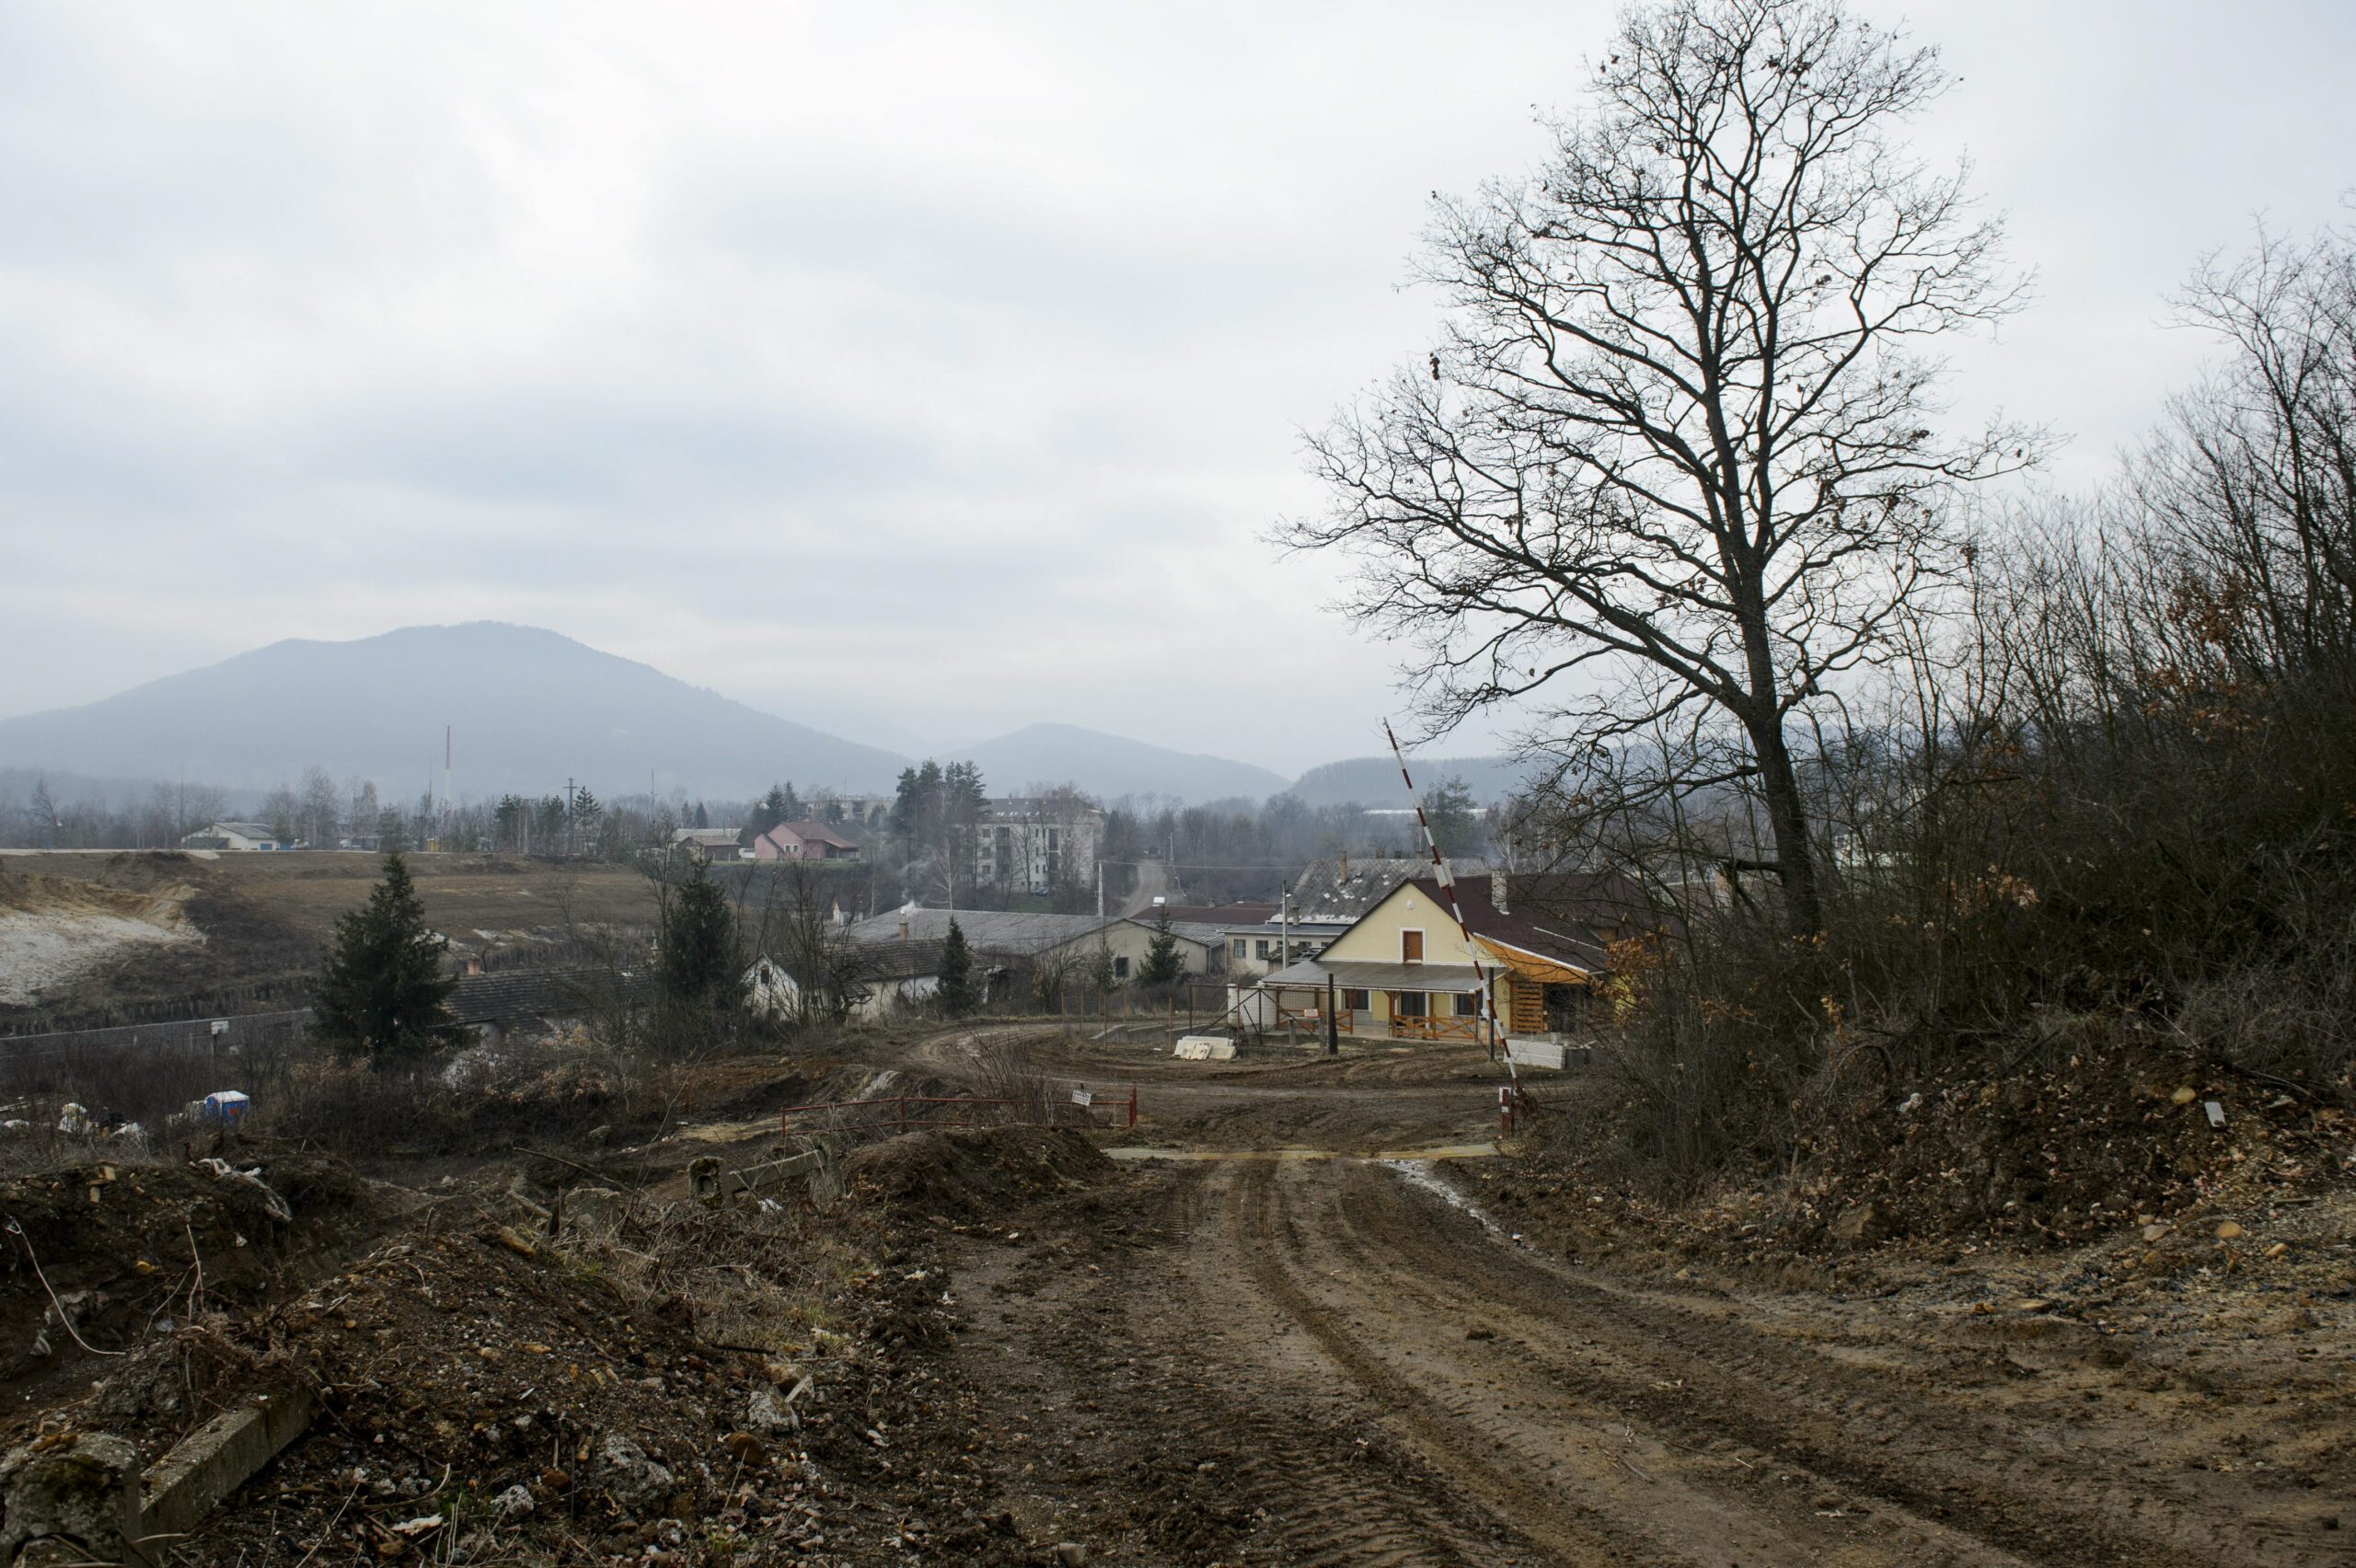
[1319,882,1477,965]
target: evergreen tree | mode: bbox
[745,783,795,847]
[313,851,456,1066]
[936,917,977,1017]
[571,788,603,850]
[1138,906,1185,986]
[376,808,410,853]
[692,801,710,830]
[655,859,745,1050]
[1422,777,1483,857]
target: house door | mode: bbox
[1401,929,1424,963]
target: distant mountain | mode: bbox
[0,623,910,801]
[1286,753,1536,808]
[953,723,1288,804]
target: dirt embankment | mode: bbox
[0,850,662,1021]
[0,1148,389,1406]
[0,871,201,1007]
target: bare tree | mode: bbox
[1284,0,2036,930]
[301,765,341,849]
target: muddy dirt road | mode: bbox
[890,1033,2350,1566]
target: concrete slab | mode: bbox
[1505,1038,1572,1069]
[140,1388,316,1550]
[1172,1035,1237,1061]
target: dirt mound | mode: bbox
[1790,1041,2348,1250]
[845,1126,1114,1221]
[97,1192,962,1563]
[0,1150,381,1383]
[1489,1035,2353,1273]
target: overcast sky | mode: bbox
[2,2,2350,776]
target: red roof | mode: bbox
[764,820,859,851]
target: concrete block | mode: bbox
[139,1388,316,1551]
[1172,1035,1236,1061]
[0,1432,145,1566]
[1505,1037,1570,1070]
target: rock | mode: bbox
[1054,1542,1089,1566]
[744,1386,798,1435]
[594,1434,675,1514]
[0,1433,143,1567]
[2264,1241,2290,1259]
[494,1226,539,1259]
[493,1484,535,1518]
[2213,1221,2244,1240]
[1464,1325,1496,1342]
[1830,1202,1886,1245]
[2142,1222,2171,1241]
[564,1187,626,1239]
[2171,1087,2197,1104]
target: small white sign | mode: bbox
[209,1020,230,1037]
[1069,1089,1093,1107]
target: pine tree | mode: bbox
[1138,906,1185,986]
[656,859,745,1051]
[313,851,456,1067]
[936,917,977,1017]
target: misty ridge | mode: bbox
[0,617,1517,828]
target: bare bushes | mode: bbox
[967,1034,1081,1127]
[1547,223,2356,1190]
[258,1032,661,1157]
[0,1038,227,1135]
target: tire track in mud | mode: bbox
[937,1133,2342,1567]
[1239,1159,2007,1568]
[1318,1160,2339,1567]
[1135,1162,1536,1567]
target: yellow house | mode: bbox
[1255,872,1607,1042]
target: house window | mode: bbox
[1342,988,1369,1011]
[1394,991,1427,1017]
[1254,940,1272,961]
[1230,939,1247,960]
[1453,993,1482,1017]
[1114,955,1130,979]
[1401,929,1424,963]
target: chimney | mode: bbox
[1491,870,1509,915]
[898,916,911,943]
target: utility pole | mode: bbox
[565,778,575,860]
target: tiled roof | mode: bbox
[1288,857,1488,923]
[847,908,1115,957]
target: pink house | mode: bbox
[754,820,862,862]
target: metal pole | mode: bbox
[1382,721,1514,1079]
[1326,974,1339,1056]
